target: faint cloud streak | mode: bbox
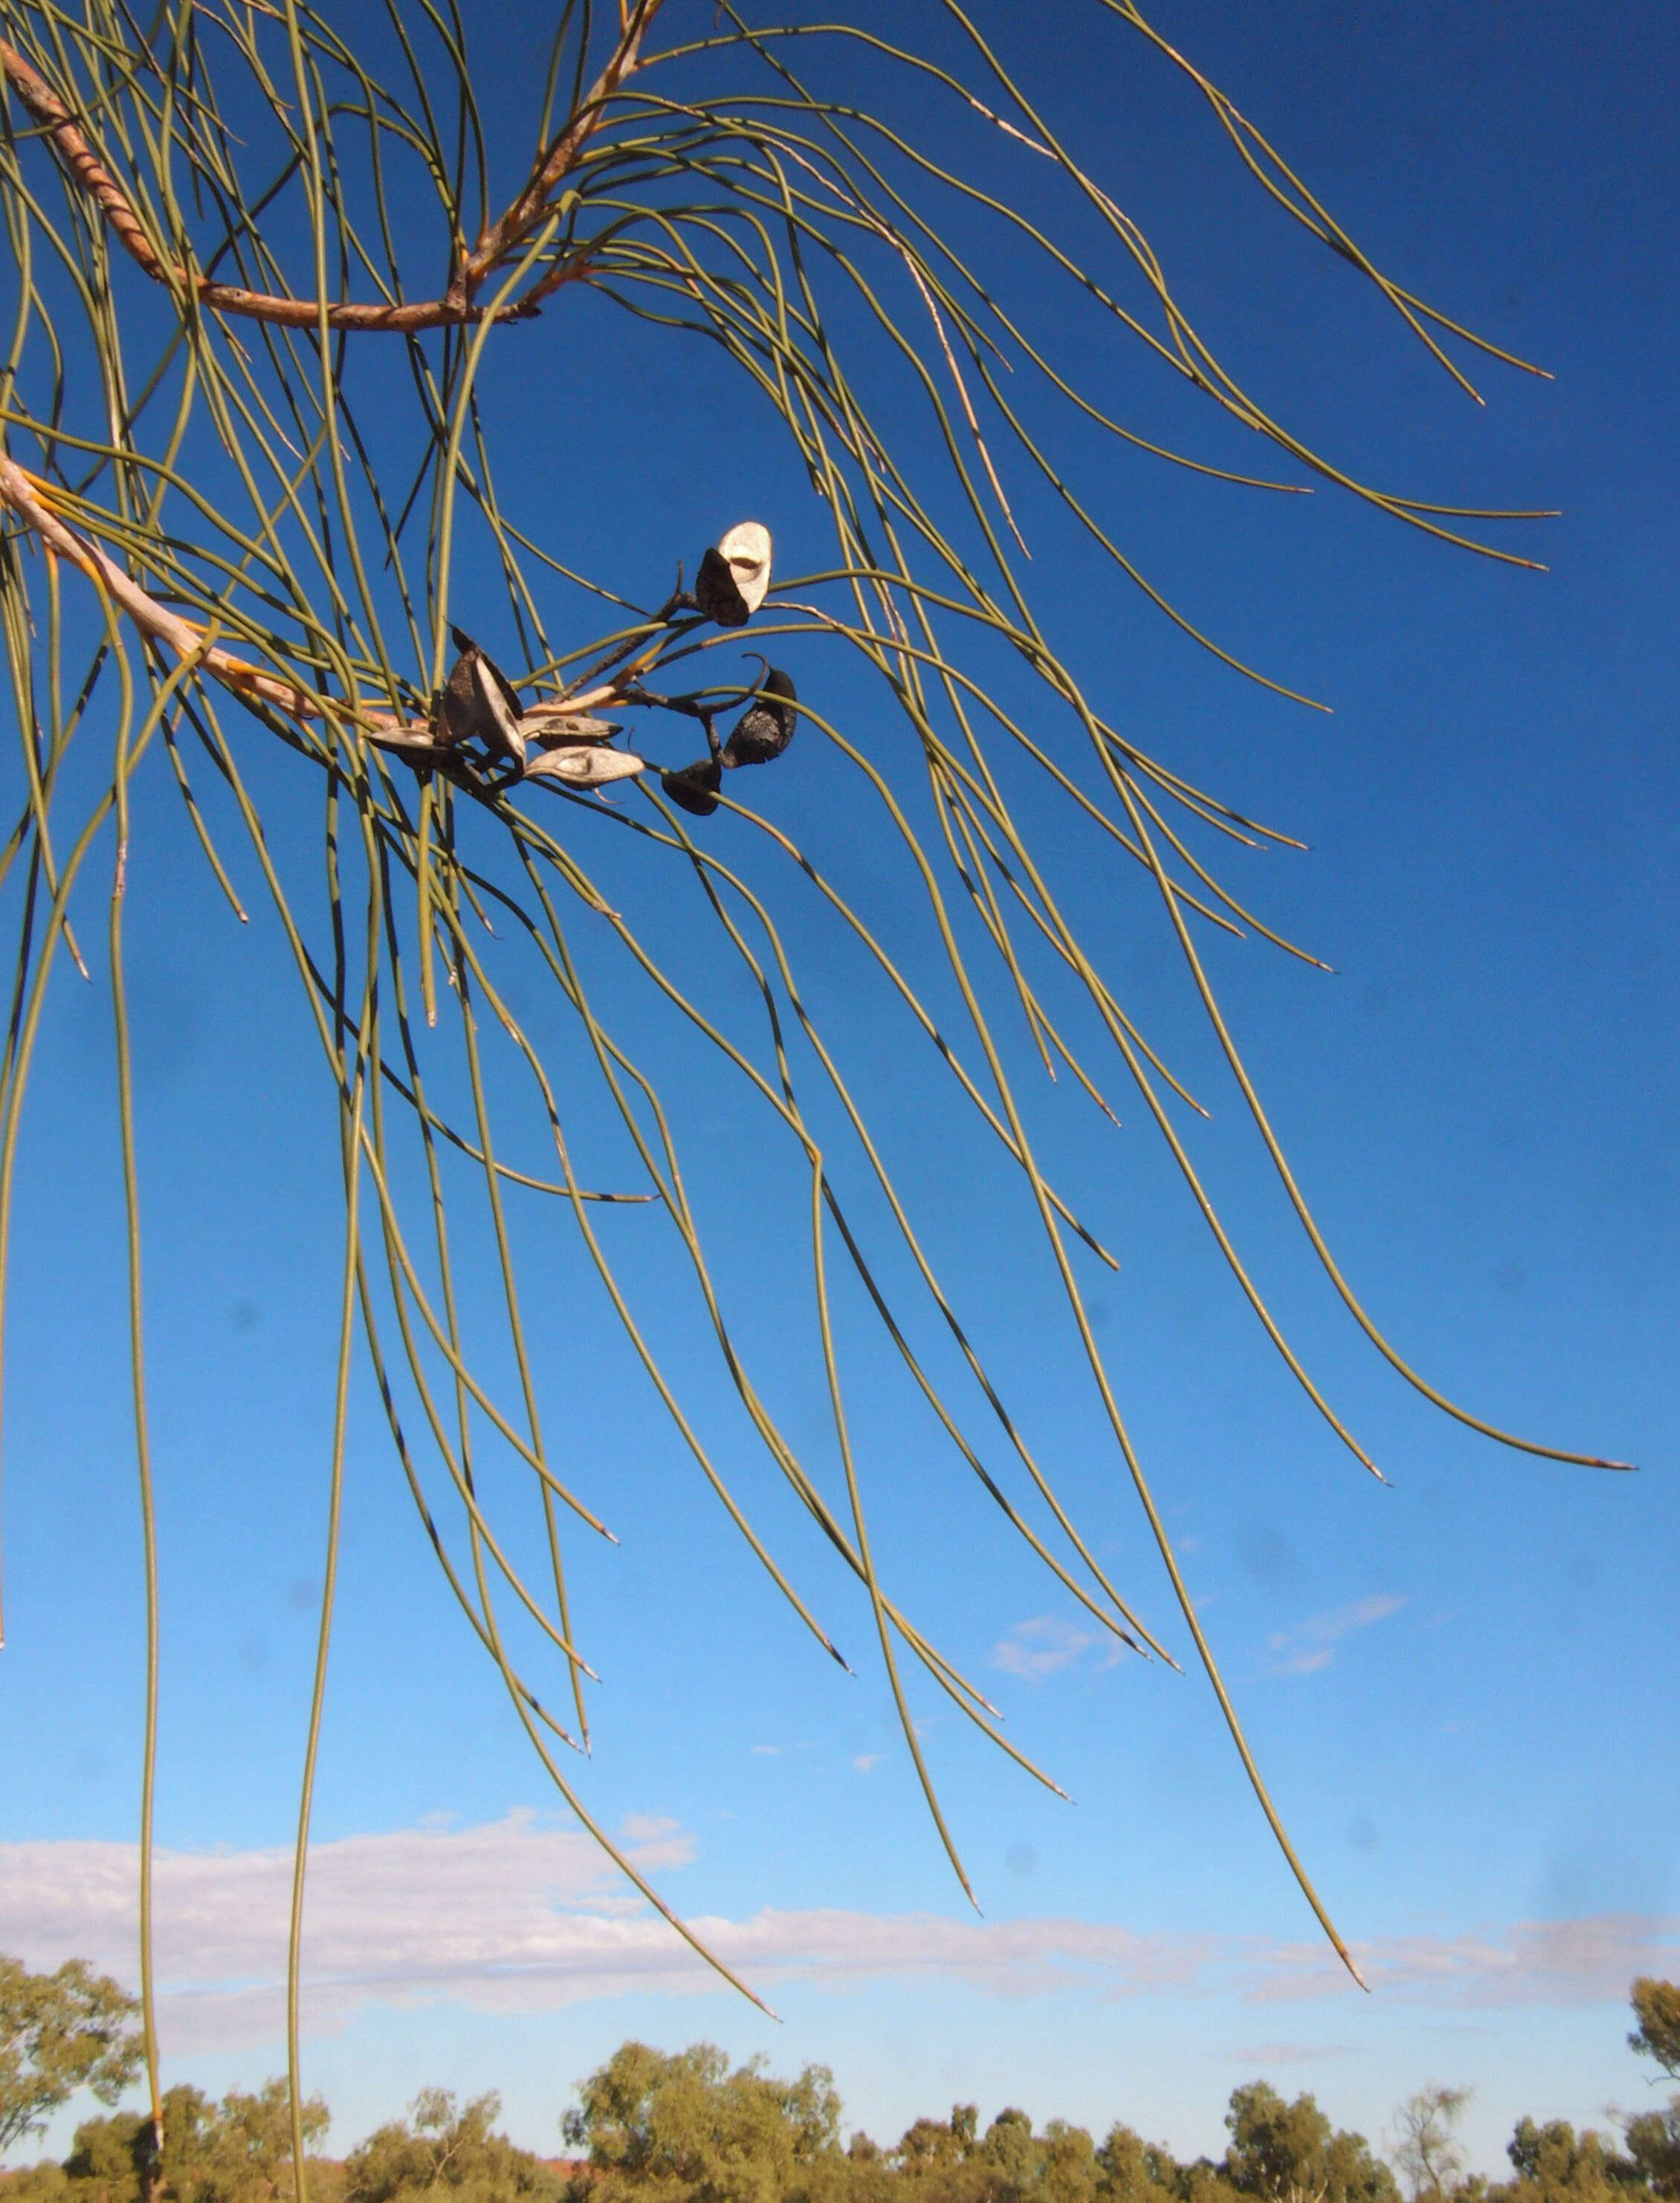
[1268,1594,1406,1676]
[992,1615,1124,1682]
[0,1817,1673,2055]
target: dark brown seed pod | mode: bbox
[693,546,750,628]
[438,627,526,766]
[722,666,797,769]
[661,757,723,816]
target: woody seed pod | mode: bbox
[522,745,646,791]
[661,757,723,816]
[693,521,772,626]
[368,722,451,766]
[439,627,527,766]
[722,667,797,769]
[524,711,623,748]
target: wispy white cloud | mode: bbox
[0,1812,692,2051]
[852,1755,881,1773]
[992,1615,1124,1682]
[616,1814,684,1845]
[0,1817,1672,2056]
[1247,1912,1680,2009]
[1267,1594,1406,1676]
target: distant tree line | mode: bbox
[2,1959,1676,2203]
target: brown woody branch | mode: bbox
[459,0,665,299]
[0,453,368,719]
[0,458,639,785]
[0,16,648,334]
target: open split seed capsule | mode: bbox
[437,627,526,768]
[693,522,772,627]
[522,745,646,791]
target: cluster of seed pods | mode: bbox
[416,522,796,809]
[649,522,800,817]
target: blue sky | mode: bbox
[1,0,1676,2184]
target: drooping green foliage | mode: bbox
[0,1959,142,2161]
[48,2080,330,2203]
[1632,1984,1680,2086]
[1618,2115,1680,2203]
[1219,2085,1396,2203]
[4,1981,1680,2203]
[552,2056,1399,2203]
[1491,2120,1635,2203]
[0,0,1635,2163]
[546,1993,1680,2203]
[560,2042,843,2203]
[343,2089,560,2203]
[1624,1979,1680,2201]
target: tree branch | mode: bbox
[459,0,666,296]
[0,36,600,331]
[0,458,640,786]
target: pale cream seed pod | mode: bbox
[717,520,772,612]
[694,521,773,626]
[521,745,647,790]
